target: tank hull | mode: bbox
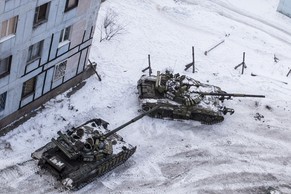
[37,145,136,190]
[140,100,224,125]
[32,119,136,190]
[137,73,228,125]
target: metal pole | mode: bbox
[192,46,195,73]
[242,52,245,75]
[204,40,225,56]
[148,54,152,76]
[88,59,102,81]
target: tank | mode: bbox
[137,71,265,124]
[31,106,160,190]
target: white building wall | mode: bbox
[0,0,101,120]
[278,0,291,17]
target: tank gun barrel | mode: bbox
[103,105,161,139]
[192,92,265,98]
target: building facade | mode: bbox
[278,0,291,18]
[0,0,101,129]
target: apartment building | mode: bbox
[278,0,291,18]
[0,0,101,129]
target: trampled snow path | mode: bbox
[0,0,291,193]
[186,0,291,41]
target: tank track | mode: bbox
[71,147,136,190]
[142,104,224,125]
[190,113,224,125]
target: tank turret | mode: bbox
[31,106,160,190]
[137,71,265,124]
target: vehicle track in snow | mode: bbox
[149,0,219,36]
[0,159,63,194]
[182,0,291,46]
[1,0,291,193]
[209,0,291,37]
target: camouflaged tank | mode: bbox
[31,106,160,190]
[137,71,265,124]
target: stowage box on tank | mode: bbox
[137,71,265,124]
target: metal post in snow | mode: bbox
[184,46,195,73]
[242,52,246,75]
[234,52,246,75]
[88,59,102,81]
[192,46,195,73]
[142,54,152,76]
[148,54,152,76]
[287,68,291,77]
[204,40,225,56]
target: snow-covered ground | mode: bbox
[0,0,291,193]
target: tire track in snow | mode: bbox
[153,0,291,46]
[183,0,291,46]
[0,160,62,193]
[149,0,218,36]
[211,0,291,37]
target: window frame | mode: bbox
[0,55,12,79]
[0,16,18,40]
[33,2,50,28]
[53,60,67,81]
[59,26,71,46]
[27,40,44,63]
[22,77,37,99]
[0,92,7,112]
[64,0,79,12]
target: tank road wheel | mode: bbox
[71,147,136,191]
[191,113,224,125]
[154,109,173,119]
[142,105,158,117]
[201,115,224,125]
[145,107,164,119]
[156,111,163,119]
[142,105,150,112]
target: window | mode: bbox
[65,0,79,12]
[34,3,50,27]
[59,26,71,43]
[22,77,36,98]
[0,16,18,39]
[0,92,7,111]
[53,61,67,81]
[0,56,11,78]
[27,40,43,63]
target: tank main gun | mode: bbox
[103,105,161,139]
[45,105,161,161]
[191,91,265,100]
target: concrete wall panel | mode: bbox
[70,20,86,48]
[64,53,79,81]
[78,49,87,74]
[20,94,33,107]
[57,43,70,56]
[34,72,46,99]
[40,38,52,65]
[43,67,54,94]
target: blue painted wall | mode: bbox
[0,0,101,120]
[278,0,291,17]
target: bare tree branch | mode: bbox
[100,9,125,42]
